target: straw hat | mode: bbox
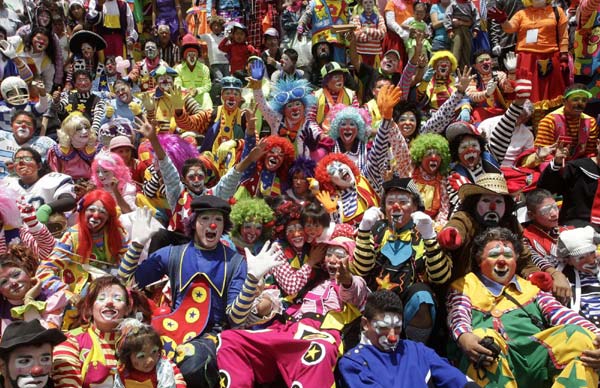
[458,173,509,201]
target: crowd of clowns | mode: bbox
[2,0,600,387]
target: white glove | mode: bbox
[503,51,518,73]
[130,207,161,246]
[411,211,435,240]
[246,241,284,280]
[485,79,497,97]
[0,40,16,59]
[359,207,384,232]
[491,44,502,57]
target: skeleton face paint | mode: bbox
[458,136,481,168]
[145,42,158,59]
[476,194,506,227]
[420,149,442,175]
[479,241,517,285]
[327,160,356,189]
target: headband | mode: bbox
[564,89,592,100]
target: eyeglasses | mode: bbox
[14,156,34,163]
[274,86,307,105]
[326,247,347,259]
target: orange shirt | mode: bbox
[503,5,569,53]
[384,0,414,24]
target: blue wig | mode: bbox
[328,105,371,144]
[269,78,316,114]
[289,156,316,182]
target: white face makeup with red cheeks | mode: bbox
[265,146,284,172]
[92,284,128,332]
[195,211,225,249]
[0,267,32,302]
[338,118,358,147]
[85,200,109,233]
[458,136,481,168]
[241,221,263,245]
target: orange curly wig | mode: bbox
[314,153,360,194]
[260,135,296,179]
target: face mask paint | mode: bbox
[372,313,402,351]
[476,195,506,227]
[479,241,517,284]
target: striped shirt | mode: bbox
[0,226,55,260]
[535,112,598,156]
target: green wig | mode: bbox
[409,133,451,174]
[230,198,275,239]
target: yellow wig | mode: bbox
[428,50,458,73]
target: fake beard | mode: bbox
[476,211,501,228]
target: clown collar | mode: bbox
[475,271,521,297]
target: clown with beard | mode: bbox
[417,51,471,119]
[438,173,539,284]
[351,176,452,343]
[129,41,168,93]
[556,227,600,326]
[235,135,296,200]
[447,227,600,387]
[313,152,379,226]
[227,198,275,256]
[249,60,329,159]
[466,50,517,123]
[47,112,103,181]
[174,34,212,110]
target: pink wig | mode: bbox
[156,133,200,175]
[0,186,22,229]
[91,151,132,193]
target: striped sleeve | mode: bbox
[364,119,391,194]
[174,108,212,134]
[399,61,417,100]
[271,263,313,296]
[253,87,282,133]
[117,242,144,283]
[142,165,161,198]
[537,291,600,335]
[19,225,56,260]
[488,103,524,165]
[172,362,187,388]
[351,229,376,277]
[534,115,557,148]
[585,117,598,156]
[52,333,83,388]
[36,233,76,293]
[421,91,464,134]
[228,276,260,326]
[423,238,452,284]
[389,122,412,178]
[91,99,105,134]
[446,287,474,341]
[158,156,185,211]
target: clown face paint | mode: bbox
[81,42,95,60]
[96,166,117,189]
[326,72,345,93]
[157,74,173,93]
[458,136,481,168]
[14,151,39,180]
[339,119,358,147]
[145,42,158,60]
[569,252,600,275]
[479,241,517,285]
[71,121,90,149]
[362,0,375,14]
[221,89,241,112]
[475,54,493,75]
[32,33,49,53]
[130,342,161,374]
[365,312,403,352]
[92,284,128,332]
[384,190,416,229]
[105,58,116,76]
[241,221,263,245]
[85,200,109,233]
[326,160,356,189]
[0,267,32,303]
[186,50,198,67]
[476,194,506,227]
[563,94,589,118]
[324,246,349,278]
[184,166,205,195]
[285,221,305,250]
[380,53,399,74]
[283,100,305,122]
[195,211,225,249]
[265,146,284,172]
[420,149,442,175]
[12,114,34,144]
[434,58,451,78]
[6,343,52,388]
[396,112,417,138]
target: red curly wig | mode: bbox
[77,190,124,261]
[314,153,360,194]
[260,136,296,180]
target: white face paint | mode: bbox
[71,123,90,149]
[338,118,358,146]
[96,166,116,189]
[327,160,356,189]
[17,375,49,388]
[372,313,402,352]
[458,137,481,168]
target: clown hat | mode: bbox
[69,30,107,55]
[181,34,201,54]
[320,62,349,79]
[445,121,482,143]
[458,173,509,201]
[150,65,178,78]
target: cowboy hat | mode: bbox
[0,320,66,353]
[69,30,107,55]
[458,173,509,201]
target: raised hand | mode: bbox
[377,84,403,120]
[315,191,338,214]
[503,52,518,73]
[166,85,185,111]
[455,65,475,94]
[359,206,384,232]
[0,40,16,59]
[130,206,161,246]
[246,241,285,280]
[484,79,497,97]
[411,211,436,240]
[134,115,155,140]
[250,58,265,81]
[487,7,508,23]
[140,92,155,113]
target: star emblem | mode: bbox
[177,206,191,221]
[555,363,588,387]
[101,80,107,86]
[301,342,325,365]
[77,103,86,112]
[376,273,400,291]
[65,103,73,112]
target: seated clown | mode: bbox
[226,198,275,256]
[447,227,600,386]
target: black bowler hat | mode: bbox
[0,320,66,353]
[191,195,231,215]
[382,175,425,211]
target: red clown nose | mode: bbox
[392,204,401,211]
[210,223,217,229]
[388,334,398,343]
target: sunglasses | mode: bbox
[274,86,307,105]
[14,156,35,163]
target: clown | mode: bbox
[466,50,517,123]
[90,150,137,214]
[0,76,48,133]
[573,0,600,115]
[235,135,296,200]
[228,198,275,256]
[249,60,328,158]
[65,30,107,88]
[327,104,372,172]
[91,56,119,97]
[417,51,471,119]
[100,79,145,127]
[447,227,600,387]
[312,62,359,133]
[407,133,451,225]
[314,152,379,226]
[174,34,212,110]
[286,157,317,206]
[47,112,103,181]
[129,41,168,93]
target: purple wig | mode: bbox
[156,133,200,175]
[288,157,316,185]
